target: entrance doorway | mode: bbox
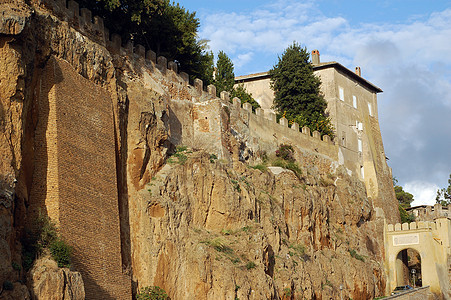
[395,248,422,288]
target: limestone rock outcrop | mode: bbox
[127,148,385,299]
[28,256,84,300]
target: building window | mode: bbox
[353,95,357,108]
[358,139,363,152]
[339,87,344,101]
[356,121,363,131]
[368,103,373,116]
[360,166,364,179]
[341,131,346,147]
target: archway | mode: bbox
[395,248,422,288]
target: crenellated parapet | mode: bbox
[230,96,334,145]
[386,217,450,234]
[37,0,337,160]
[387,221,436,232]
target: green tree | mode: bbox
[212,51,260,110]
[231,84,260,111]
[436,173,451,206]
[268,42,334,138]
[395,185,414,209]
[214,51,235,96]
[76,0,214,85]
[393,177,415,223]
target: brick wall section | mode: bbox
[41,56,131,299]
[30,56,60,224]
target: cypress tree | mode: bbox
[269,42,333,138]
[214,51,236,96]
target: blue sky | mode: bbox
[180,0,451,205]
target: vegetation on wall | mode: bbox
[22,212,73,270]
[436,173,451,206]
[76,0,214,85]
[136,286,169,300]
[268,42,334,138]
[214,51,260,110]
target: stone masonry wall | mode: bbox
[34,56,131,299]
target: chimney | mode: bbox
[355,66,361,76]
[311,50,320,65]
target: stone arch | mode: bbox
[385,219,450,298]
[394,247,422,288]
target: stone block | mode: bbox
[168,61,178,73]
[402,223,409,230]
[302,126,310,136]
[80,8,92,26]
[232,97,241,108]
[267,111,276,122]
[387,224,394,232]
[255,108,263,117]
[313,131,321,139]
[418,221,426,229]
[111,34,121,53]
[394,223,402,231]
[135,44,145,58]
[207,84,216,96]
[410,222,417,230]
[323,135,331,143]
[68,1,79,19]
[291,122,299,131]
[157,56,167,73]
[220,91,230,101]
[194,78,203,93]
[243,102,252,112]
[280,117,288,127]
[180,72,189,84]
[93,16,104,30]
[125,40,133,54]
[146,50,156,63]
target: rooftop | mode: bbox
[235,62,383,93]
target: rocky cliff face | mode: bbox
[0,1,393,299]
[127,149,386,299]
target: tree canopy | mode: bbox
[393,177,414,209]
[213,51,260,110]
[77,0,214,85]
[268,42,334,138]
[393,177,415,223]
[214,51,235,95]
[436,173,451,206]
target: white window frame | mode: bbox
[356,121,363,131]
[358,139,363,152]
[339,87,344,101]
[368,102,373,116]
[360,166,364,179]
[353,95,357,108]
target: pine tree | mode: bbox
[436,173,451,206]
[269,42,333,138]
[214,51,235,96]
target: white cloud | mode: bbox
[405,181,439,206]
[234,52,254,69]
[198,3,451,191]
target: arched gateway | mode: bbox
[384,218,450,298]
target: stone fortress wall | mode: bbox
[33,0,382,173]
[27,0,400,297]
